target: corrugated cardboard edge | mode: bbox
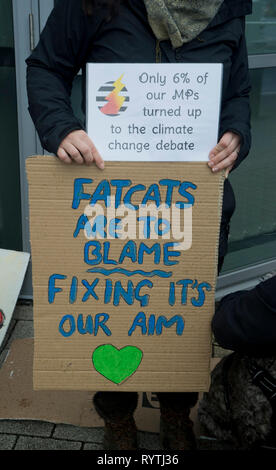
[206,169,225,390]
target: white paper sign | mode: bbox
[86,63,222,162]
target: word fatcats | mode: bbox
[71,178,197,211]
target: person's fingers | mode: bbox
[210,149,239,173]
[209,137,239,161]
[62,142,84,164]
[74,135,104,169]
[57,147,72,164]
[209,132,240,157]
[77,132,105,169]
[75,139,94,165]
[58,130,105,168]
[91,141,105,170]
[208,143,239,168]
[208,133,240,169]
[209,133,233,158]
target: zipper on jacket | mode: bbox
[156,40,162,63]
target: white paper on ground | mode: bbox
[0,249,30,347]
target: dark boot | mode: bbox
[159,405,197,450]
[157,392,198,450]
[93,392,138,450]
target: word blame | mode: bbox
[83,241,181,266]
[58,311,185,337]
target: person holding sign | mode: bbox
[26,0,252,450]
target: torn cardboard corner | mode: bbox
[0,249,30,348]
[26,156,224,392]
[0,337,220,433]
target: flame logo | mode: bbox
[97,75,129,116]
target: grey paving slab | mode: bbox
[15,436,82,450]
[138,432,161,450]
[0,420,54,437]
[83,442,104,450]
[0,434,17,450]
[13,304,33,321]
[53,424,104,443]
[6,320,33,347]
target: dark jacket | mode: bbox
[26,0,252,257]
[212,276,276,356]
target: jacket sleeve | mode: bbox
[212,276,276,356]
[26,0,98,154]
[218,17,251,170]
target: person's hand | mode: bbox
[57,130,104,169]
[208,131,241,177]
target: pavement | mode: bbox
[0,300,234,451]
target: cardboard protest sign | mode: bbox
[27,63,224,391]
[26,158,224,391]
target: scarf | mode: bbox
[143,0,224,49]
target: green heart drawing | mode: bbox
[92,344,143,384]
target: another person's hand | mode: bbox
[57,130,104,169]
[208,131,241,177]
